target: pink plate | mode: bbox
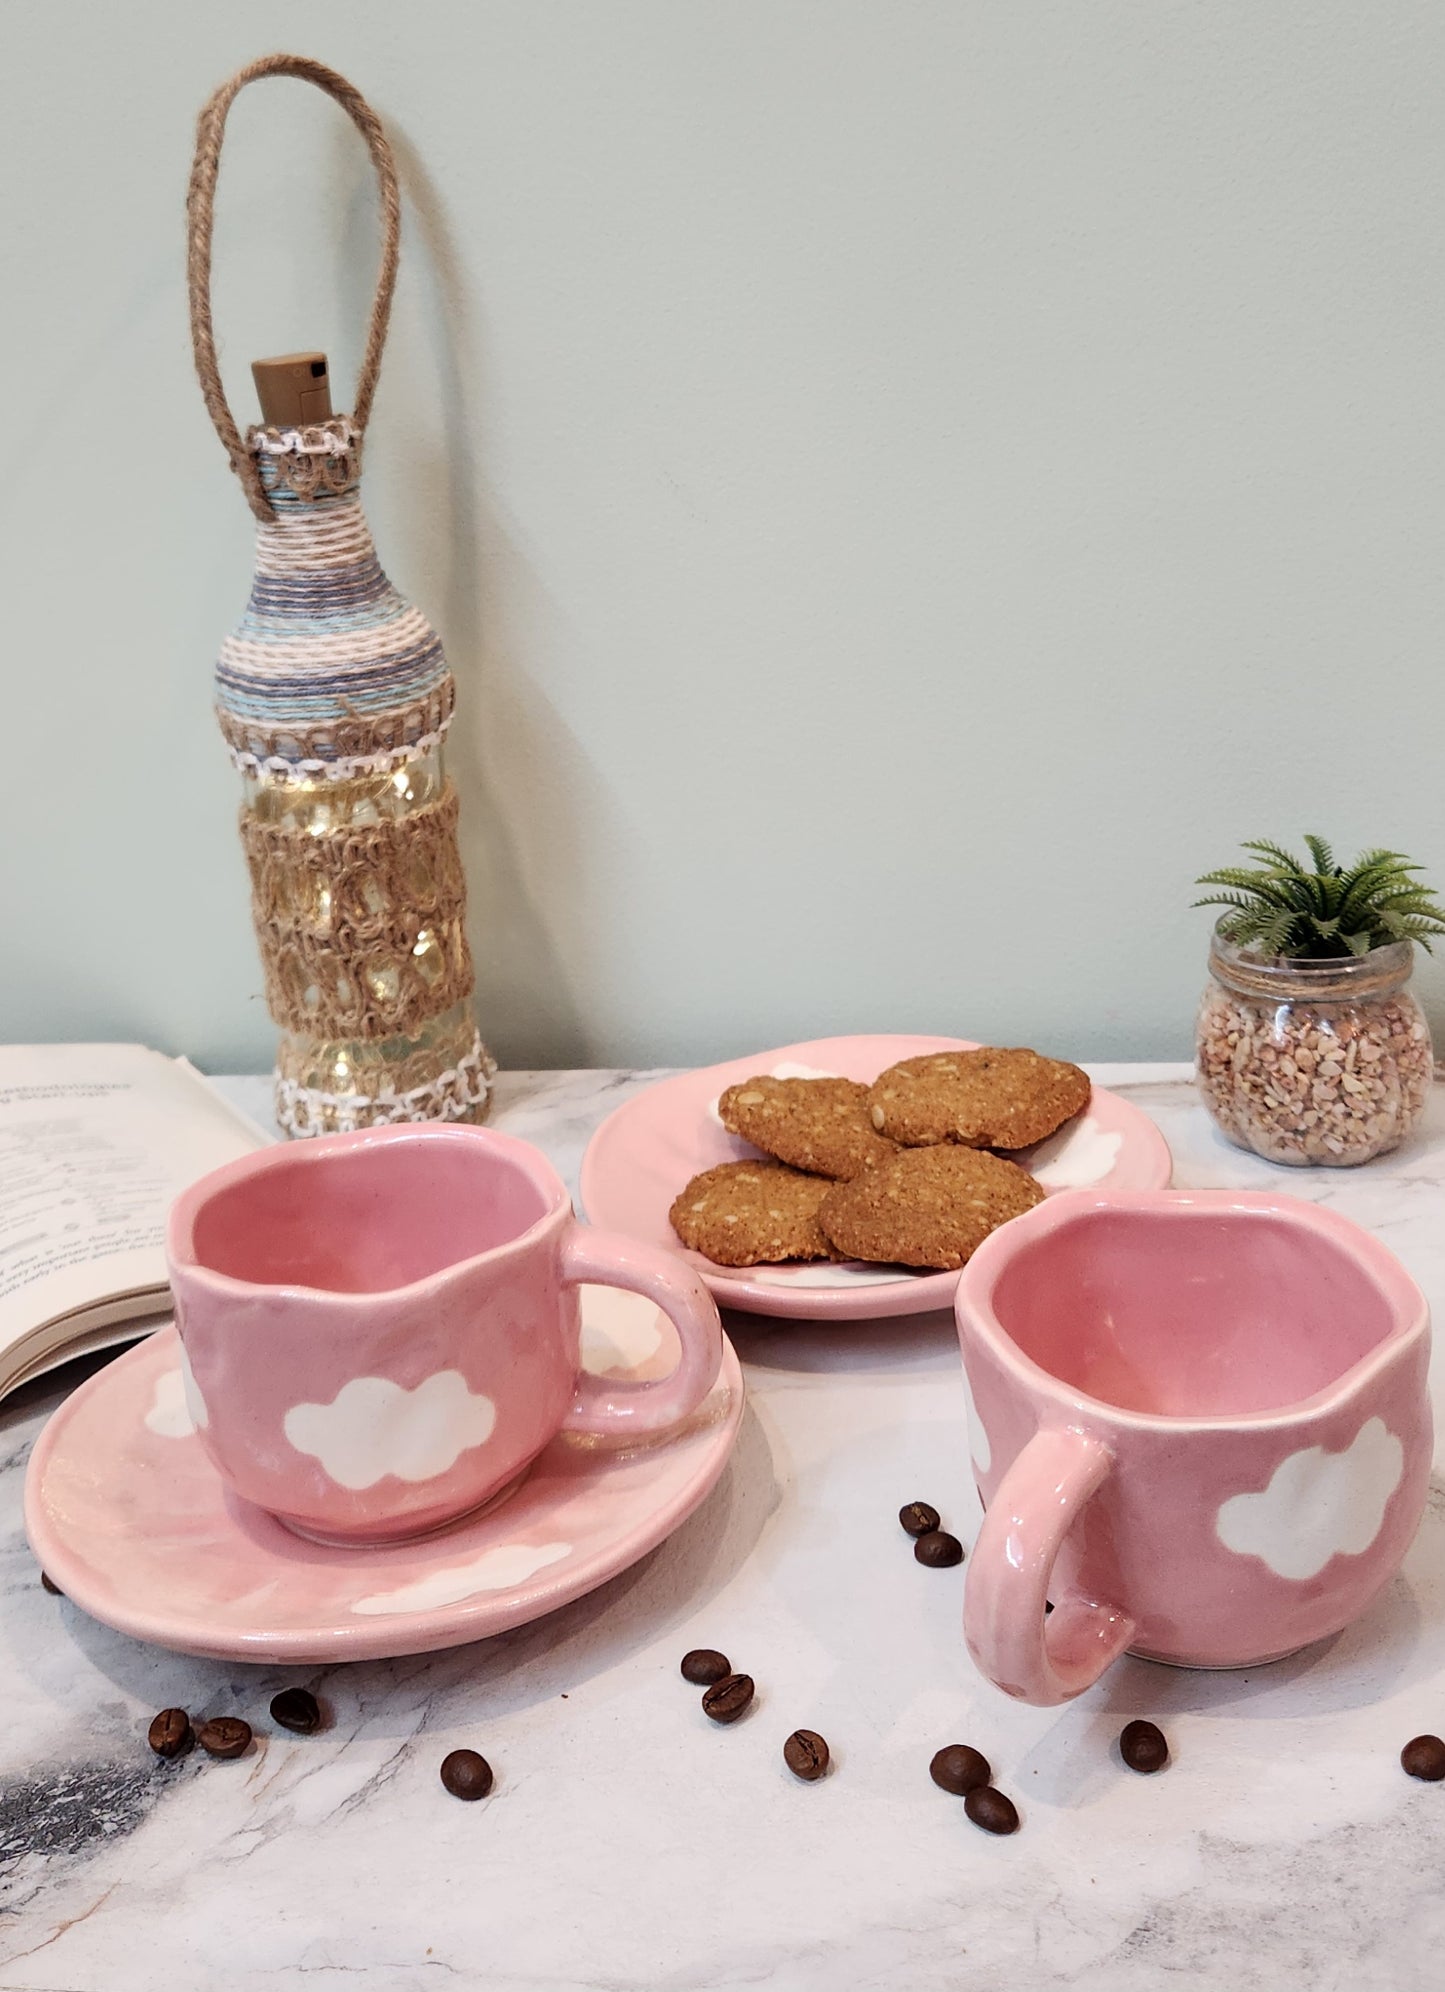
[579,1036,1173,1321]
[24,1292,744,1665]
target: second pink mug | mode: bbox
[167,1124,724,1544]
[956,1189,1431,1705]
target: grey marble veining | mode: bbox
[3,1067,1445,1991]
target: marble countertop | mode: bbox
[4,1064,1445,1992]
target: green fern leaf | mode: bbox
[1238,837,1303,873]
[1303,834,1336,876]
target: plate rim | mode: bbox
[24,1323,745,1664]
[579,1033,1174,1321]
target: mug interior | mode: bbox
[989,1207,1400,1415]
[189,1135,553,1293]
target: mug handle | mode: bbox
[963,1425,1136,1706]
[559,1226,725,1438]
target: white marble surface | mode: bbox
[4,1066,1445,1992]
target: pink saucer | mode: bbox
[25,1291,744,1664]
[579,1036,1173,1321]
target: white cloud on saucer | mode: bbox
[283,1371,497,1491]
[752,1263,912,1288]
[1023,1118,1123,1190]
[350,1541,572,1616]
[580,1285,666,1374]
[1215,1417,1404,1580]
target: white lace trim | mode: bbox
[248,416,362,457]
[274,1035,497,1138]
[226,720,452,783]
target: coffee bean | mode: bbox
[440,1748,494,1800]
[701,1672,755,1724]
[147,1708,194,1760]
[680,1648,731,1685]
[1119,1720,1169,1774]
[40,1570,61,1596]
[899,1501,940,1538]
[914,1530,964,1568]
[783,1730,829,1781]
[930,1744,991,1795]
[270,1688,322,1735]
[1401,1734,1445,1782]
[197,1717,252,1760]
[964,1785,1019,1835]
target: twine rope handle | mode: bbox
[186,53,400,522]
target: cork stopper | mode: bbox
[252,352,333,427]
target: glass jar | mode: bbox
[1195,926,1433,1166]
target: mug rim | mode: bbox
[167,1122,571,1304]
[955,1187,1429,1434]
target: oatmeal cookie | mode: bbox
[669,1160,835,1267]
[717,1075,897,1180]
[867,1047,1090,1150]
[818,1146,1044,1270]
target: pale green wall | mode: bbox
[4,1,1444,1070]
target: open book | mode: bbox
[0,1044,269,1399]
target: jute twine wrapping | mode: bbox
[187,53,398,524]
[189,56,483,1077]
[239,786,474,1040]
[213,422,457,781]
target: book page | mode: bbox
[0,1044,268,1364]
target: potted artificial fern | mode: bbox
[1194,837,1441,1166]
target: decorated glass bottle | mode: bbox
[214,354,493,1136]
[187,57,494,1137]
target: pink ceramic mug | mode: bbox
[956,1189,1431,1706]
[167,1124,724,1544]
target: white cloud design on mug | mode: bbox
[283,1371,497,1491]
[959,1363,992,1474]
[1215,1417,1404,1580]
[145,1368,195,1439]
[146,1349,211,1438]
[179,1342,210,1431]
